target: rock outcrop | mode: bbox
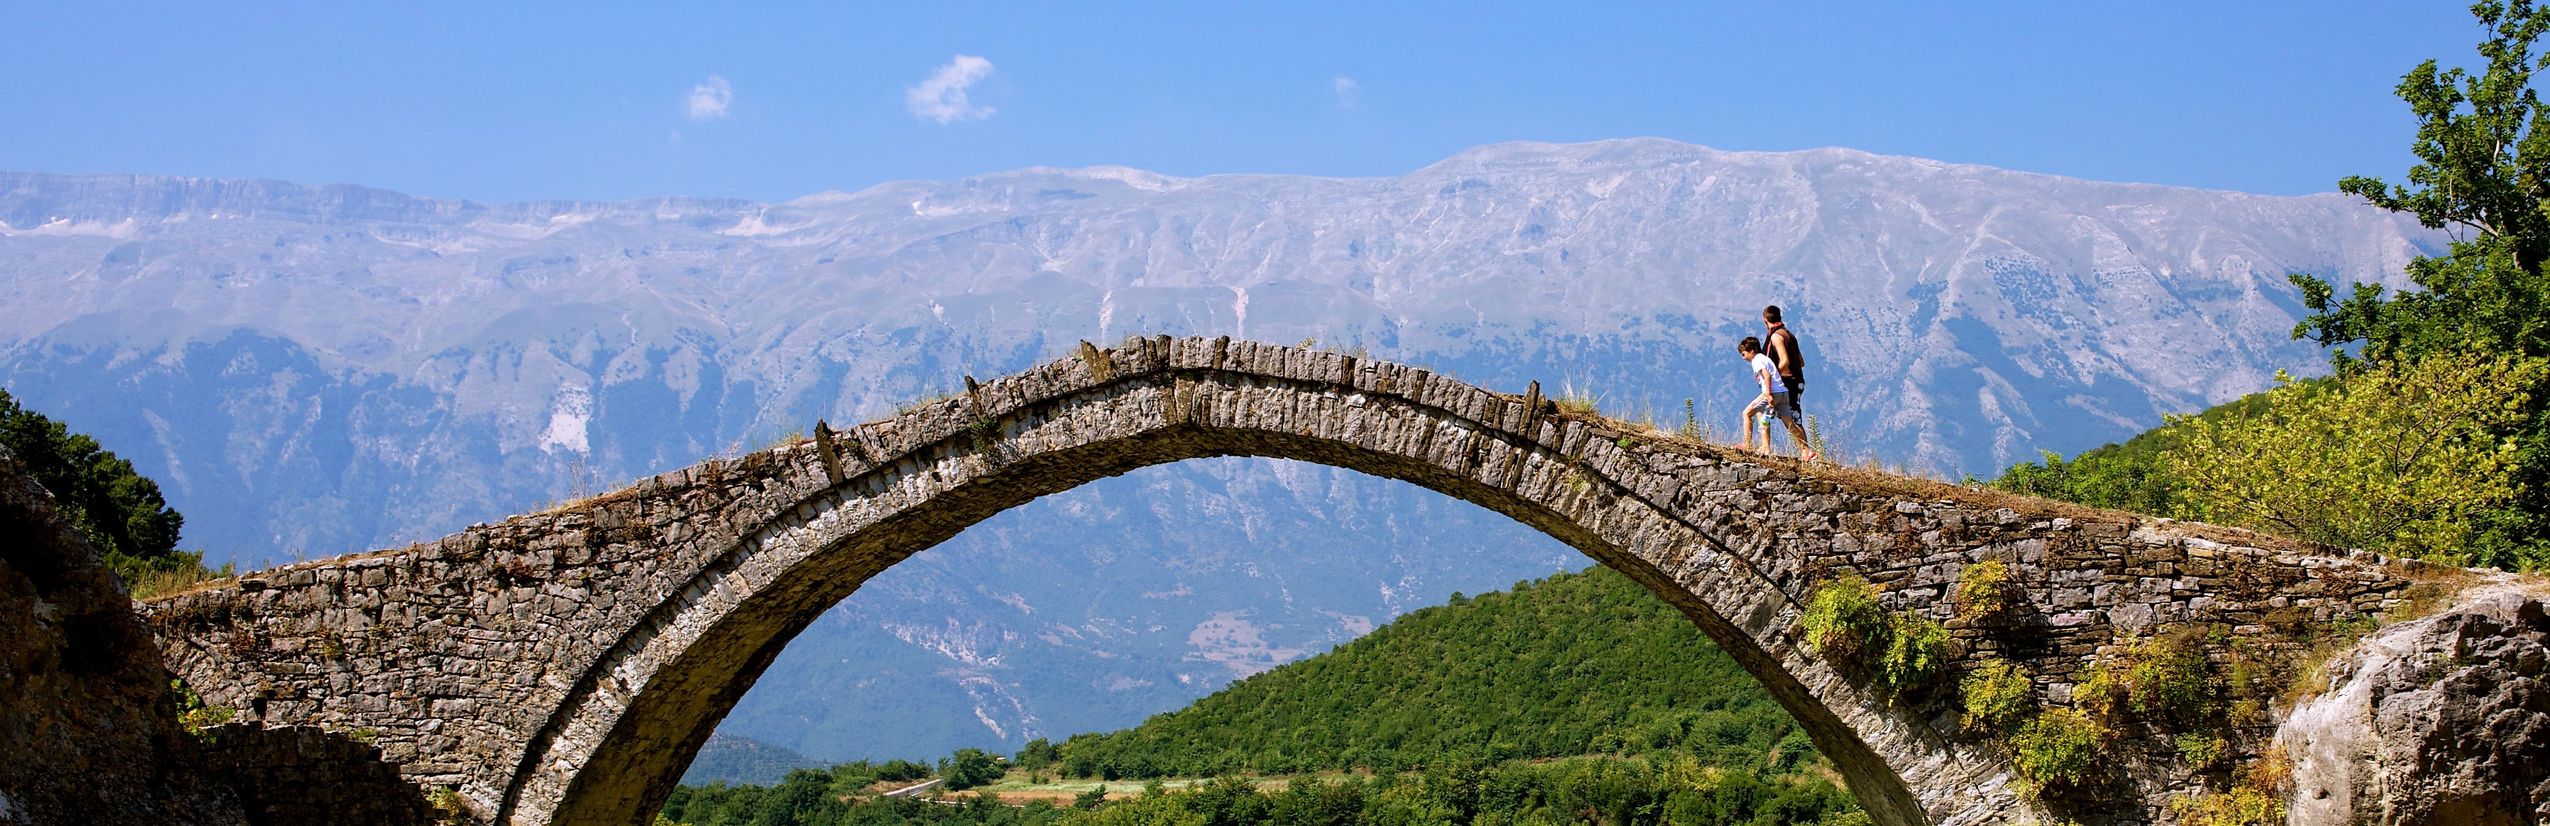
[1,445,435,826]
[2282,583,2550,825]
[0,445,242,825]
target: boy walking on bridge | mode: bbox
[1747,306,1827,463]
[1737,336,1791,455]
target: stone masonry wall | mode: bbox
[139,336,2443,826]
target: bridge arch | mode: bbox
[144,336,2427,825]
[517,336,2000,826]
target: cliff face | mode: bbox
[0,445,242,825]
[2281,584,2550,825]
[0,445,434,826]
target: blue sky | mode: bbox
[0,2,2483,203]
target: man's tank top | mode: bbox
[1767,325,1806,382]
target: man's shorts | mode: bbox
[1784,378,1805,418]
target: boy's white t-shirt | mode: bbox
[1748,353,1787,394]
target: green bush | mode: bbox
[1952,560,2016,624]
[2075,629,2217,728]
[1801,576,1890,661]
[2171,748,2291,825]
[1803,576,1952,693]
[2171,786,2284,826]
[2008,709,2106,791]
[1875,613,1950,694]
[426,787,469,825]
[1015,738,1061,772]
[170,679,234,738]
[939,748,1004,790]
[1958,659,2032,733]
[1988,440,2186,517]
[2124,634,2214,723]
[2174,732,2231,773]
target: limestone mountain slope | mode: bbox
[0,138,2436,760]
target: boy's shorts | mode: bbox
[1747,393,1797,423]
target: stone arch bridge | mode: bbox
[142,336,2434,825]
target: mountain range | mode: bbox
[0,138,2436,761]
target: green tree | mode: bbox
[941,747,1005,790]
[0,387,226,594]
[1015,738,1062,772]
[2290,0,2550,565]
[2161,355,2545,563]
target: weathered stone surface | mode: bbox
[2282,584,2550,825]
[1,446,433,826]
[135,337,2442,826]
[0,445,245,826]
[195,724,437,826]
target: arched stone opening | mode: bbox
[506,345,2004,825]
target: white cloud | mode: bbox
[687,75,733,121]
[906,55,997,124]
[1333,76,1361,110]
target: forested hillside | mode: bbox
[1043,567,1815,779]
[663,567,1861,825]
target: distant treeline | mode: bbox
[662,755,1862,826]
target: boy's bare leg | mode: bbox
[1781,417,1824,463]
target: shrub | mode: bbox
[2008,709,2106,791]
[1959,658,2032,733]
[1987,438,2187,517]
[2125,635,2214,723]
[2170,748,2290,826]
[1803,576,1954,694]
[1875,613,1951,694]
[1015,737,1060,771]
[939,747,1004,790]
[2174,732,2231,773]
[426,787,469,824]
[0,389,229,597]
[2171,785,2284,826]
[2072,663,2122,725]
[2073,629,2217,727]
[170,679,234,738]
[1801,576,1890,661]
[0,388,183,561]
[1952,560,2016,624]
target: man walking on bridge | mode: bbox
[1762,305,1825,463]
